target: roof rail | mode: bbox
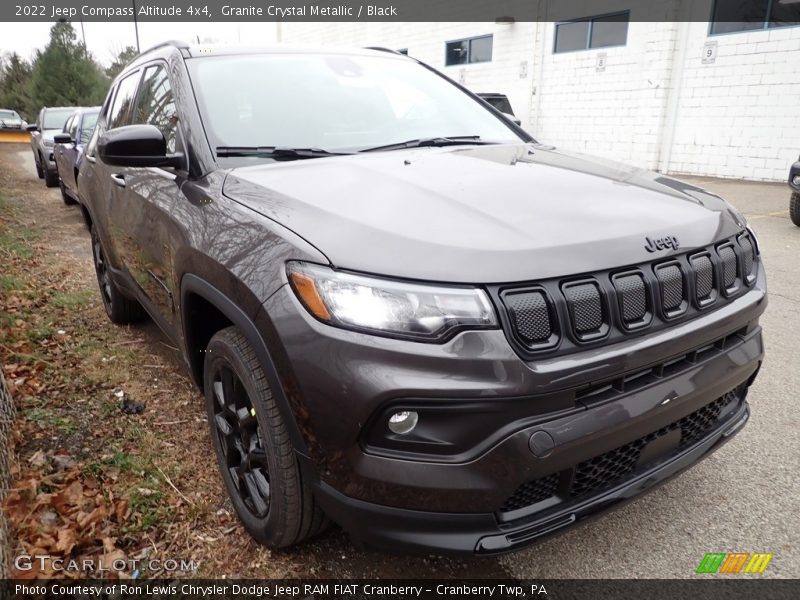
[137,40,191,56]
[364,46,405,55]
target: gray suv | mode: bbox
[78,43,766,554]
[28,106,77,187]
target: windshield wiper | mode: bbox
[216,146,353,160]
[359,136,494,153]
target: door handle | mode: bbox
[110,173,126,188]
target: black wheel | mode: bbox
[90,225,145,324]
[34,153,44,179]
[44,162,59,187]
[204,326,328,548]
[791,192,800,227]
[59,179,76,205]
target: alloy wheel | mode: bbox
[211,364,271,517]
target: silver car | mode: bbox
[0,108,24,130]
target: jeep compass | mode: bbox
[78,43,766,554]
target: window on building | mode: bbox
[710,0,800,34]
[445,35,493,66]
[554,12,629,53]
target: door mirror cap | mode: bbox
[98,124,183,168]
[53,133,73,145]
[26,124,40,132]
[503,112,522,126]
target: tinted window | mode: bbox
[554,12,629,53]
[79,112,98,144]
[469,36,493,63]
[445,40,468,65]
[590,15,629,48]
[108,71,140,130]
[133,64,179,153]
[554,21,590,53]
[710,0,799,33]
[445,36,493,66]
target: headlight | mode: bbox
[287,262,497,342]
[43,138,54,147]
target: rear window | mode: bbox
[43,109,73,129]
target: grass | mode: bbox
[0,274,25,292]
[21,407,77,433]
[51,289,93,309]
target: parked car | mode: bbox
[477,92,521,125]
[53,107,101,206]
[0,108,24,130]
[79,42,766,555]
[27,106,78,187]
[789,157,800,227]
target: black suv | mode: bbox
[78,42,766,555]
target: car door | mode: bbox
[60,114,81,192]
[55,114,74,183]
[108,62,186,334]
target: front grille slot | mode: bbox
[655,263,687,317]
[612,271,649,329]
[718,243,740,294]
[738,234,756,285]
[689,252,717,307]
[500,388,742,515]
[562,280,605,340]
[504,289,555,348]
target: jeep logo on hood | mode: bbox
[645,235,680,253]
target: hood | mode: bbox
[222,144,746,283]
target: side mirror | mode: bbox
[26,124,40,132]
[503,112,522,126]
[53,133,73,145]
[98,124,183,168]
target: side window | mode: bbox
[79,113,98,145]
[86,87,117,157]
[107,71,141,130]
[134,64,179,154]
[68,116,79,140]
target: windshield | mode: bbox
[0,110,19,119]
[43,109,74,129]
[188,52,525,158]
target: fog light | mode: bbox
[388,411,418,435]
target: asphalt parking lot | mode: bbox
[501,176,800,578]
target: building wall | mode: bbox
[667,22,800,181]
[282,11,800,182]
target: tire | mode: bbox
[90,225,145,324]
[44,159,59,188]
[34,152,44,179]
[204,326,328,549]
[791,192,800,227]
[60,179,77,205]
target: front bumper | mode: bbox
[264,267,765,553]
[314,398,749,554]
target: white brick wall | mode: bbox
[668,22,800,181]
[282,12,800,182]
